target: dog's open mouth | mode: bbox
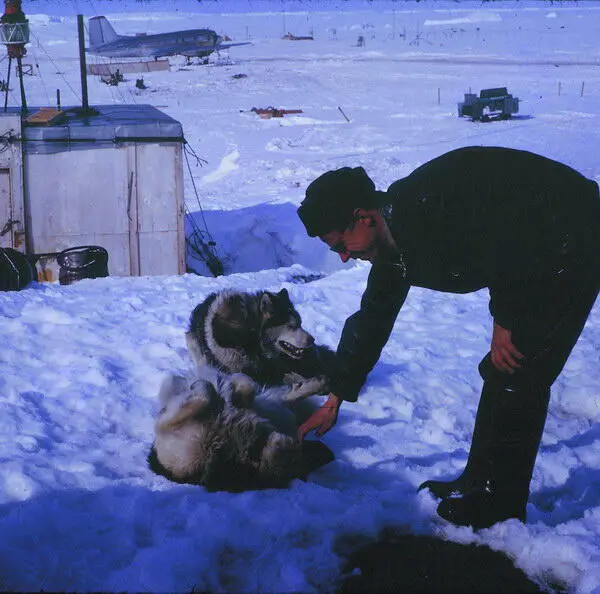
[278,341,308,359]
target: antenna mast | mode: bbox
[77,14,91,113]
[0,0,29,112]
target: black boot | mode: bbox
[419,381,501,499]
[436,487,527,530]
[436,384,551,530]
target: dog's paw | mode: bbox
[228,373,258,408]
[259,433,304,487]
[187,378,223,412]
[283,371,306,386]
[158,374,190,405]
[279,375,331,404]
[299,375,330,395]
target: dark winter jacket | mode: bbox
[332,146,600,402]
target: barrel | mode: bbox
[57,245,109,285]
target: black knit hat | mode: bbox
[297,167,384,237]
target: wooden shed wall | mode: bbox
[24,141,185,278]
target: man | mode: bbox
[296,146,600,529]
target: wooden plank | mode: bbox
[25,108,64,125]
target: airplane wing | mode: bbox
[151,41,250,58]
[217,41,252,50]
[150,41,216,58]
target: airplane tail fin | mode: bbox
[88,16,120,48]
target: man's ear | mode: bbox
[353,208,376,227]
[259,292,276,318]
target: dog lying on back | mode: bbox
[148,288,337,491]
[185,288,335,387]
[148,366,333,491]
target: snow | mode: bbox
[1,1,599,592]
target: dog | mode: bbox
[185,288,335,388]
[148,365,334,491]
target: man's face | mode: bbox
[319,210,381,263]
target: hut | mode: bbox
[0,104,185,282]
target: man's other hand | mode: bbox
[491,321,524,374]
[298,393,342,441]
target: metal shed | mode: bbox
[0,104,185,281]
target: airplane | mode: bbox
[87,16,250,60]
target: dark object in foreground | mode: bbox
[458,87,519,121]
[339,534,544,594]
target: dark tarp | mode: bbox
[0,248,35,291]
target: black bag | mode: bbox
[0,247,35,291]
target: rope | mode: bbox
[183,139,224,277]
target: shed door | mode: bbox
[131,141,185,276]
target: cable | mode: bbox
[29,30,80,102]
[26,33,51,105]
[183,141,210,231]
[183,139,224,277]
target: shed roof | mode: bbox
[13,104,184,154]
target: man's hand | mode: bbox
[298,393,342,441]
[491,321,524,374]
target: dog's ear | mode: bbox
[259,292,276,318]
[260,289,290,318]
[212,295,253,348]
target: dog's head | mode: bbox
[257,289,315,361]
[211,288,315,362]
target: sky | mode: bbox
[1,1,600,592]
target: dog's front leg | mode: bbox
[278,375,330,405]
[282,371,307,386]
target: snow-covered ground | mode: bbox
[1,1,599,592]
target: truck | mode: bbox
[458,87,519,121]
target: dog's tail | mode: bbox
[300,440,335,477]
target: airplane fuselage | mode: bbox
[89,28,221,58]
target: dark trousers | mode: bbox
[480,267,599,390]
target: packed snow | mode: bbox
[1,1,599,592]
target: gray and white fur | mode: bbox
[148,365,333,491]
[185,288,335,388]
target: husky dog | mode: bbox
[185,288,335,387]
[148,366,334,491]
